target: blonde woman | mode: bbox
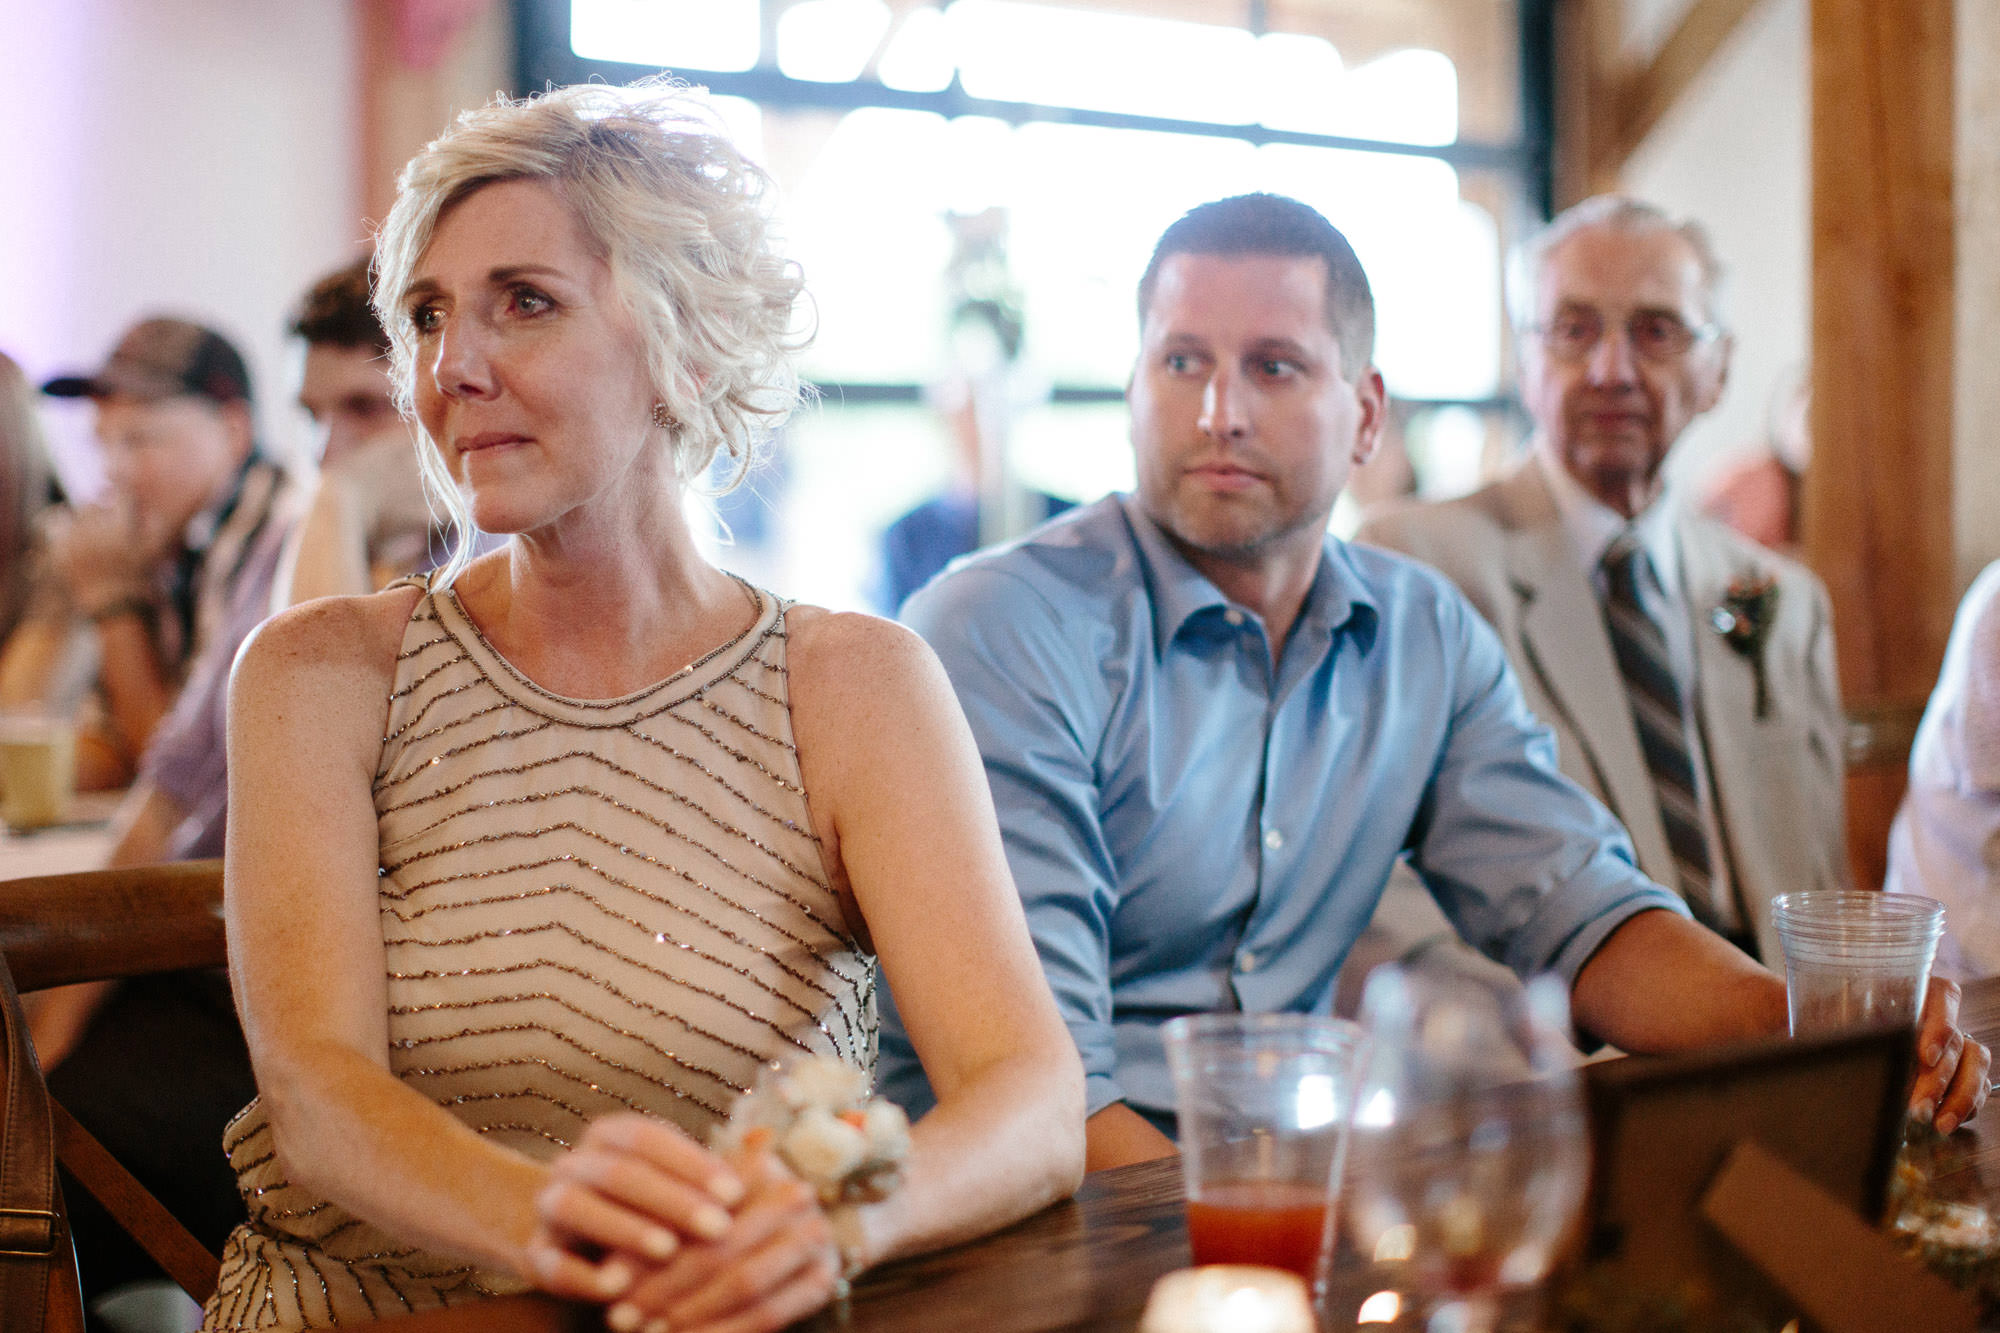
[208,82,1082,1332]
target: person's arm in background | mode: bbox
[80,611,171,783]
[900,567,1174,1171]
[1955,568,2000,799]
[1571,908,1987,1131]
[273,432,434,609]
[1408,587,1987,1130]
[47,502,180,778]
[0,528,148,790]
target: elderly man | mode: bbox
[877,193,1984,1171]
[1357,197,1844,972]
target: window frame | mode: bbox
[509,0,1553,425]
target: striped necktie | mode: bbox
[1600,533,1731,938]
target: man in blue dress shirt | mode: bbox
[880,194,1987,1169]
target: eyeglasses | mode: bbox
[1526,308,1722,365]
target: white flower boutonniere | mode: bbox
[1708,573,1781,720]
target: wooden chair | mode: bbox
[0,859,227,1330]
[0,860,588,1332]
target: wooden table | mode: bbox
[0,789,119,879]
[376,977,2000,1332]
[819,1157,1188,1333]
[367,1158,1189,1333]
[1910,976,2000,1210]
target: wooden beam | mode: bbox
[1553,0,1621,205]
[1805,0,1955,887]
[1609,0,1765,169]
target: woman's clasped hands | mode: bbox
[528,1113,846,1333]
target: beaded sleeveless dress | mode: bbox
[202,576,875,1330]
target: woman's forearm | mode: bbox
[851,1047,1084,1270]
[260,1040,548,1276]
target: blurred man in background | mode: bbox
[0,319,282,789]
[27,259,439,1321]
[1355,197,1845,984]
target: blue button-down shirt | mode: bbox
[880,494,1685,1124]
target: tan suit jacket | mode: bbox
[1355,460,1847,965]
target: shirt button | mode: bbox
[1238,950,1260,973]
[1224,608,1245,627]
[1264,828,1285,851]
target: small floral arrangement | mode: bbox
[712,1056,910,1206]
[1888,1121,2000,1315]
[1708,573,1780,719]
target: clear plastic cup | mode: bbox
[1770,891,1944,1035]
[1162,1013,1366,1290]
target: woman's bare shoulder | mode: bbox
[784,605,940,701]
[233,582,426,703]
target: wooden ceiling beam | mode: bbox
[1571,0,1768,186]
[1615,0,1764,162]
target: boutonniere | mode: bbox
[1708,573,1780,719]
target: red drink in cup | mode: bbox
[1163,1014,1365,1293]
[1184,1181,1332,1279]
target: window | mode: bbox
[519,0,1547,610]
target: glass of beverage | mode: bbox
[0,712,76,831]
[1342,964,1588,1333]
[1162,1012,1365,1290]
[1772,891,1944,1035]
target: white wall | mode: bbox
[0,0,362,490]
[1619,0,1810,496]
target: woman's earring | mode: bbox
[651,402,678,431]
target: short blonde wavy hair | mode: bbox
[373,79,808,581]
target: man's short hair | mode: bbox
[1507,194,1728,331]
[1136,194,1376,378]
[291,257,389,356]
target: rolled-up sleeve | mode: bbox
[890,567,1128,1117]
[1408,594,1689,988]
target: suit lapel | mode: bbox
[1678,521,1765,912]
[1495,467,1678,883]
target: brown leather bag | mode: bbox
[0,951,81,1331]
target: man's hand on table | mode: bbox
[1912,976,1989,1135]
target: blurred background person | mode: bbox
[0,350,63,644]
[0,318,284,790]
[1353,196,1846,999]
[28,262,452,1329]
[876,213,1068,614]
[272,256,445,607]
[1889,561,2000,979]
[1700,367,1809,553]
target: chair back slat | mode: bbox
[49,1101,217,1302]
[0,860,589,1328]
[0,860,224,993]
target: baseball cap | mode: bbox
[42,317,254,405]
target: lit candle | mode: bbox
[1139,1266,1315,1333]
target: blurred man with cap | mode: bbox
[0,316,285,788]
